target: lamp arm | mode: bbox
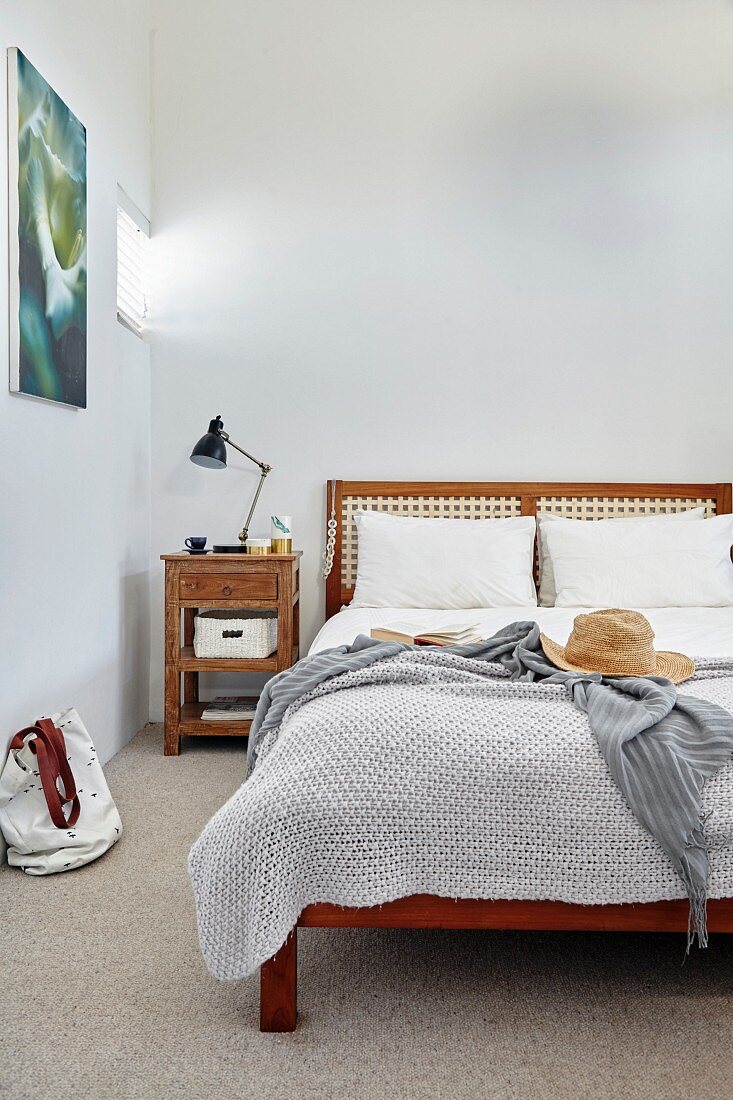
[215,429,272,545]
[219,431,271,475]
[239,467,270,544]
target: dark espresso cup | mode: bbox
[185,537,207,551]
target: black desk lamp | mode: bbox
[190,415,272,552]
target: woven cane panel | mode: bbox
[536,496,717,521]
[341,495,522,588]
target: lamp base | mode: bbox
[212,544,249,553]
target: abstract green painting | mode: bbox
[8,48,87,408]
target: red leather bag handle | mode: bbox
[35,718,80,828]
[9,721,80,830]
[35,718,78,799]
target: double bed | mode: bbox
[188,481,733,1031]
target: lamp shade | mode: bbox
[190,416,227,469]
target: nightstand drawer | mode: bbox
[179,573,278,601]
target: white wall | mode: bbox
[1,0,152,840]
[149,0,733,717]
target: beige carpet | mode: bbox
[2,727,733,1100]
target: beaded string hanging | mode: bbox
[322,479,337,579]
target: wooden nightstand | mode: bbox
[160,552,302,755]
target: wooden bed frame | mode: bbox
[260,480,733,1031]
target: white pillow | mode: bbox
[537,508,706,606]
[351,511,537,609]
[545,513,733,608]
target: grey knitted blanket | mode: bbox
[189,625,733,978]
[247,621,733,947]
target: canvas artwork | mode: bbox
[7,48,87,408]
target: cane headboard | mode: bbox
[324,480,732,619]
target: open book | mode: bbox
[370,622,482,646]
[200,696,259,721]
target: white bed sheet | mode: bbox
[311,605,733,658]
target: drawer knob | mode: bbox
[222,585,232,596]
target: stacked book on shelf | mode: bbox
[199,696,259,721]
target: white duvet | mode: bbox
[310,605,733,658]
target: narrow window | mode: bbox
[116,185,149,335]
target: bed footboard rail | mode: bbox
[297,895,733,931]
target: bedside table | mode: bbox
[160,552,302,755]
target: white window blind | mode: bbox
[116,186,149,335]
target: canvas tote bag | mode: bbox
[0,708,122,874]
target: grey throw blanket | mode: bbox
[248,621,733,946]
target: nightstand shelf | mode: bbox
[161,551,302,755]
[178,645,279,672]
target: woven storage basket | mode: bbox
[193,610,278,659]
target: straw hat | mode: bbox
[540,609,695,684]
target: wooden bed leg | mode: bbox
[260,930,297,1032]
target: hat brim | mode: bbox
[539,633,695,685]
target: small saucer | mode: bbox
[183,548,211,555]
